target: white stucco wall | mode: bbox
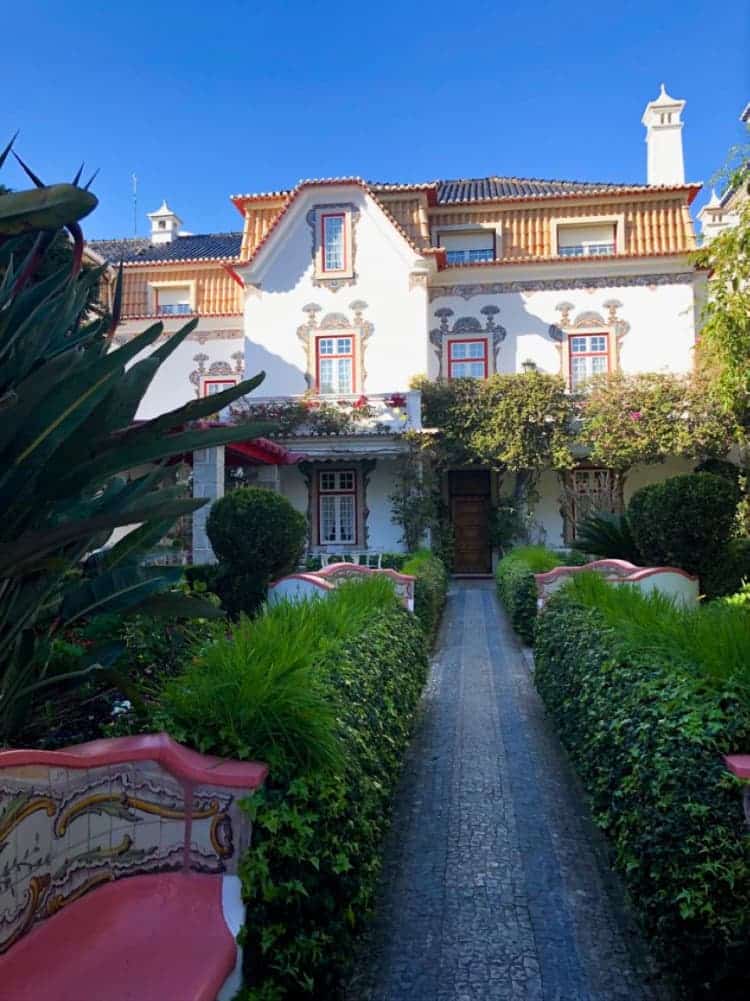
[239,185,429,398]
[364,459,407,553]
[428,264,697,383]
[115,315,244,420]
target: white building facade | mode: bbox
[92,86,710,572]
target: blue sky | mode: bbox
[4,1,748,239]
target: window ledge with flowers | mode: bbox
[231,391,422,437]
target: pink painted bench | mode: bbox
[269,562,416,612]
[535,559,699,609]
[0,733,267,1001]
[725,755,750,827]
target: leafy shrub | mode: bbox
[534,593,750,998]
[157,577,427,997]
[495,546,587,644]
[700,537,750,600]
[570,511,642,564]
[402,550,449,642]
[206,487,307,616]
[628,473,740,581]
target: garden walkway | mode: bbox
[350,581,666,1001]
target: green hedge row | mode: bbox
[239,603,427,998]
[403,550,449,642]
[495,546,587,644]
[534,596,750,999]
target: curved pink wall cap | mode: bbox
[268,572,334,590]
[316,562,416,584]
[725,755,750,780]
[619,566,698,582]
[0,732,267,790]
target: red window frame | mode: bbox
[202,378,237,397]
[317,469,358,545]
[315,334,355,394]
[568,333,610,389]
[447,338,489,379]
[320,212,347,273]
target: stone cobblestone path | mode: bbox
[351,581,667,1001]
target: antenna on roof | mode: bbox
[132,173,138,236]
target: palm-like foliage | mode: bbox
[0,138,269,741]
[569,511,643,564]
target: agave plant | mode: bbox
[569,511,643,564]
[0,137,270,741]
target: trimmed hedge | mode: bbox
[628,473,740,582]
[158,584,428,998]
[534,596,750,999]
[495,546,587,644]
[207,487,307,616]
[240,604,427,998]
[402,550,449,642]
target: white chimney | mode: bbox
[147,200,183,245]
[641,84,686,186]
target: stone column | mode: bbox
[192,446,225,564]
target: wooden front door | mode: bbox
[450,471,491,574]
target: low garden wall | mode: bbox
[534,593,750,999]
[534,558,699,608]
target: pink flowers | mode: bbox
[628,410,642,421]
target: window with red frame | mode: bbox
[316,336,354,394]
[569,334,609,389]
[318,469,356,544]
[321,213,346,272]
[202,378,237,397]
[448,339,488,379]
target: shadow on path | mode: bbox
[348,581,669,1001]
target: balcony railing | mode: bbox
[558,243,615,258]
[231,390,422,435]
[158,303,193,315]
[445,248,495,265]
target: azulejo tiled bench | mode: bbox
[268,562,416,612]
[534,558,699,609]
[0,733,267,1001]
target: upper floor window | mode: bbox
[203,378,237,397]
[438,228,496,266]
[557,223,616,258]
[569,334,609,389]
[319,469,357,544]
[322,213,347,273]
[316,335,354,394]
[448,339,488,379]
[151,282,194,316]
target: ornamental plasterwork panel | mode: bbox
[189,351,245,397]
[552,301,631,380]
[112,326,243,346]
[296,300,373,389]
[428,272,695,301]
[306,203,361,292]
[429,305,507,378]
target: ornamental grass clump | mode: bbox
[159,575,397,773]
[157,574,428,997]
[564,571,750,687]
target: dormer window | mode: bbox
[309,204,357,286]
[557,223,616,258]
[437,227,497,266]
[148,280,196,316]
[322,213,346,272]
